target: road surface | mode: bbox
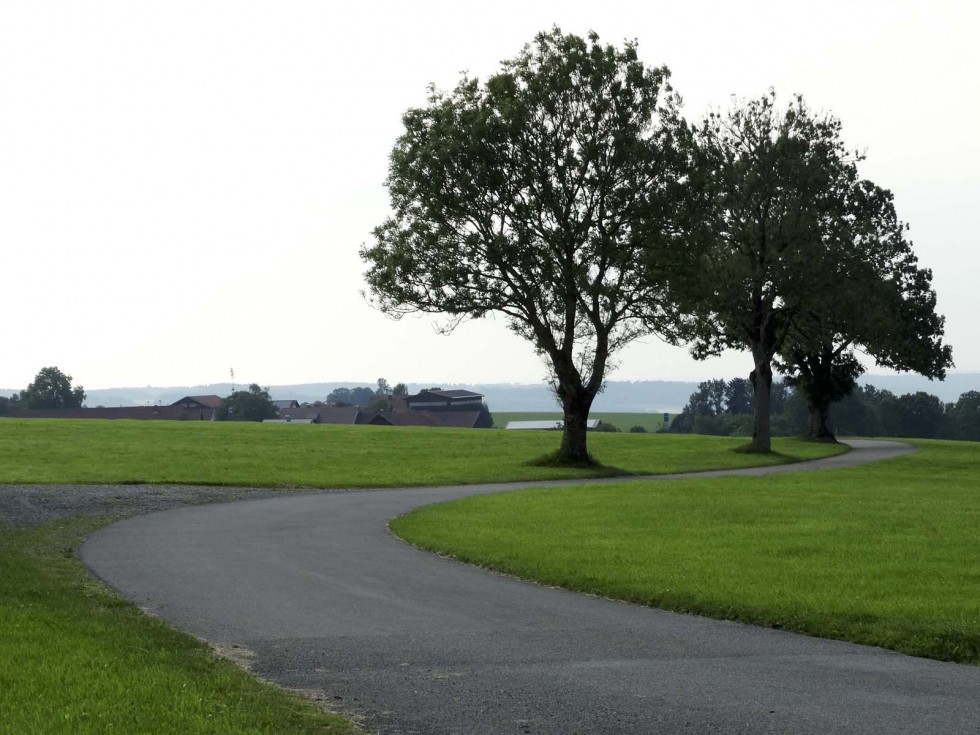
[81,440,980,734]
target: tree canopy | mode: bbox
[326,386,377,407]
[361,28,690,463]
[360,32,953,456]
[0,393,21,415]
[775,180,953,438]
[20,366,86,409]
[676,92,950,450]
[216,384,277,422]
[944,391,980,441]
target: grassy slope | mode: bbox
[392,439,980,665]
[0,517,359,735]
[0,419,837,486]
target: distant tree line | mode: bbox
[668,378,980,441]
[0,370,425,424]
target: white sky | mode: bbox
[1,0,977,390]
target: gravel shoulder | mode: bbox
[0,483,333,527]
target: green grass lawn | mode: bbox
[0,517,359,735]
[392,439,980,665]
[494,411,673,432]
[0,418,838,486]
[0,421,845,734]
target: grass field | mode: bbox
[0,418,837,486]
[493,411,672,432]
[392,438,980,665]
[0,420,846,734]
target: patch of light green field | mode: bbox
[493,411,673,432]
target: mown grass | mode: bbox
[494,411,673,432]
[0,516,360,735]
[0,422,845,733]
[0,419,841,486]
[392,439,980,665]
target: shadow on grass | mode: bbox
[526,450,631,477]
[731,435,845,464]
[731,443,774,456]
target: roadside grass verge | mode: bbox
[0,516,360,735]
[391,439,980,665]
[0,419,843,486]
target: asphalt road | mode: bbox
[81,440,980,734]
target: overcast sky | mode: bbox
[1,0,977,391]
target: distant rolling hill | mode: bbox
[2,372,976,414]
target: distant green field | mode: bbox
[493,411,673,432]
[393,439,980,665]
[0,418,834,487]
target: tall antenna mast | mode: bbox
[230,367,235,393]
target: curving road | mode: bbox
[81,440,980,734]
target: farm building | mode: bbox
[5,388,494,428]
[270,389,492,429]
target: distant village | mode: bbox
[8,388,495,429]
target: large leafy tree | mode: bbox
[680,93,876,452]
[779,348,865,439]
[20,366,86,409]
[361,28,689,463]
[777,182,952,439]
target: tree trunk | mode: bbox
[749,355,773,453]
[558,389,596,464]
[807,400,836,440]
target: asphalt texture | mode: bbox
[80,440,980,734]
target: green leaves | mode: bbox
[20,366,86,409]
[360,28,694,461]
[361,32,952,458]
[216,384,277,422]
[675,91,951,448]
